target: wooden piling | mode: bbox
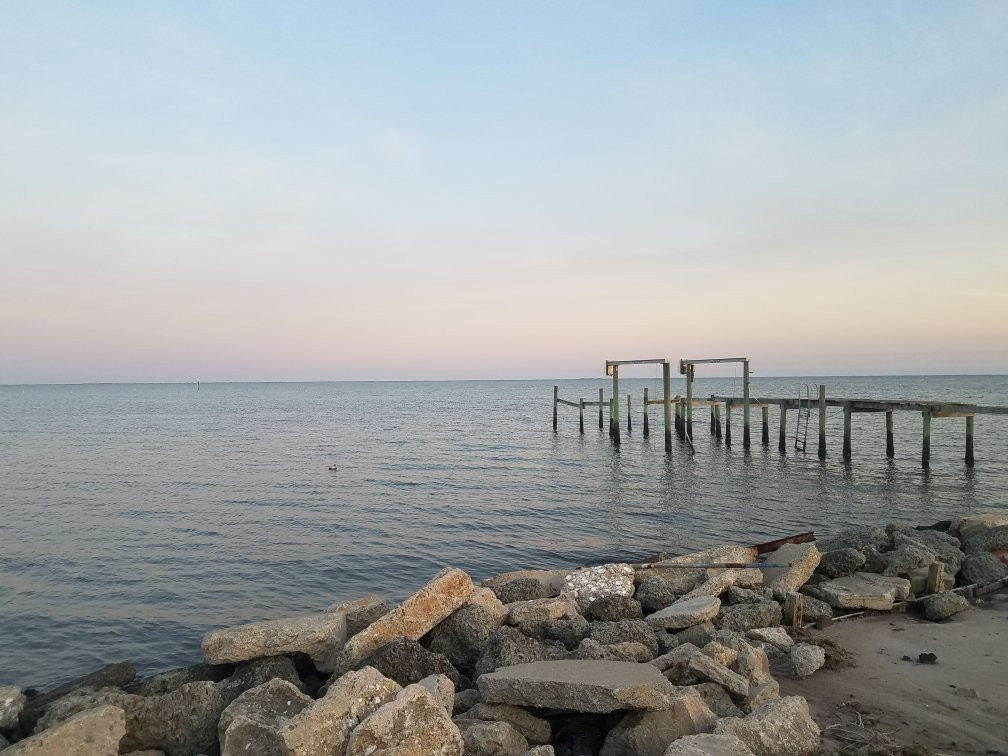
[627,394,632,433]
[783,593,803,630]
[598,388,604,430]
[686,364,694,439]
[842,402,852,462]
[710,406,716,435]
[817,384,827,459]
[742,359,751,450]
[761,406,769,447]
[966,415,974,466]
[886,411,894,458]
[662,362,672,454]
[676,400,685,439]
[778,406,787,454]
[611,397,621,446]
[927,562,944,594]
[552,385,558,432]
[725,402,732,447]
[714,402,722,441]
[579,398,584,435]
[643,387,650,437]
[922,407,931,469]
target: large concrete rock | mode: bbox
[326,596,391,636]
[125,663,234,697]
[691,683,744,719]
[588,619,660,657]
[745,628,792,653]
[586,595,644,621]
[921,591,971,621]
[484,568,571,599]
[202,611,347,672]
[819,572,911,610]
[218,679,313,756]
[218,656,306,705]
[715,696,820,756]
[961,553,1008,585]
[788,644,825,679]
[641,546,759,595]
[419,674,456,714]
[883,541,936,578]
[674,621,715,647]
[816,548,866,579]
[19,662,136,729]
[478,660,676,713]
[887,526,965,574]
[346,684,463,756]
[507,596,580,624]
[5,706,126,756]
[571,639,652,662]
[816,526,888,554]
[274,666,402,756]
[761,544,820,599]
[717,601,781,632]
[684,569,763,601]
[600,691,717,756]
[474,626,567,677]
[646,596,721,630]
[516,616,590,651]
[361,636,465,687]
[456,719,528,756]
[1,685,26,730]
[561,563,636,612]
[491,577,546,604]
[798,595,833,624]
[688,654,749,698]
[650,643,702,684]
[662,732,756,755]
[635,576,680,613]
[454,702,551,745]
[336,568,474,673]
[35,681,224,755]
[426,588,508,672]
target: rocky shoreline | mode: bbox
[1,513,1006,756]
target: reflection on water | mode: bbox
[0,376,1006,687]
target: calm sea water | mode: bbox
[2,376,1007,688]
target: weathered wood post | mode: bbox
[714,402,722,441]
[778,405,787,454]
[662,362,672,454]
[783,593,803,629]
[676,400,685,439]
[627,394,632,433]
[710,405,716,435]
[886,411,894,458]
[598,388,604,430]
[761,406,769,447]
[643,387,650,438]
[725,401,732,447]
[686,364,694,439]
[842,402,852,462]
[927,562,945,594]
[922,406,932,469]
[553,385,558,432]
[579,398,584,435]
[966,415,975,466]
[742,358,751,450]
[611,397,620,446]
[817,384,827,459]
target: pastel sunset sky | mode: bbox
[2,1,1006,383]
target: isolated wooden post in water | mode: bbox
[686,364,694,439]
[663,362,672,454]
[922,406,932,469]
[598,388,604,430]
[579,398,584,435]
[886,411,894,458]
[927,562,945,594]
[761,406,769,447]
[725,402,733,447]
[643,387,650,438]
[842,402,852,462]
[553,385,558,432]
[742,358,751,450]
[610,397,621,446]
[778,406,787,454]
[714,402,722,441]
[817,384,827,459]
[676,400,685,439]
[627,393,632,433]
[710,405,716,435]
[966,415,975,466]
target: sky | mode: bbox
[1,1,1006,383]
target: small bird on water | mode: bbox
[328,464,338,471]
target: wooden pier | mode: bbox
[552,357,1008,469]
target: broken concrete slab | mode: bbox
[483,568,571,598]
[325,596,391,636]
[477,660,676,713]
[714,696,820,756]
[761,544,820,600]
[819,572,911,610]
[688,653,749,699]
[646,596,721,630]
[599,692,717,756]
[921,591,971,621]
[745,627,792,653]
[661,732,756,755]
[5,706,126,756]
[507,596,580,625]
[454,702,550,746]
[561,563,636,613]
[202,611,347,672]
[683,569,763,601]
[346,683,464,756]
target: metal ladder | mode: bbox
[794,383,811,452]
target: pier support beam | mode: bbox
[686,364,694,440]
[778,406,787,454]
[627,394,632,433]
[662,362,672,454]
[761,406,769,447]
[817,385,827,460]
[714,402,722,441]
[886,411,894,458]
[598,388,604,430]
[710,406,716,435]
[743,359,751,450]
[966,415,974,466]
[842,402,852,462]
[611,367,621,445]
[579,399,584,435]
[922,407,931,469]
[553,385,558,432]
[725,402,733,447]
[643,388,650,438]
